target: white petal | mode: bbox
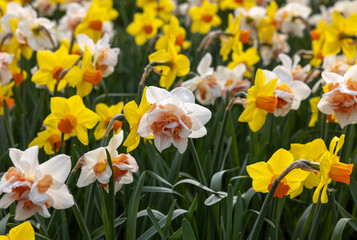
[321,71,344,84]
[184,103,212,130]
[344,65,357,82]
[76,166,96,188]
[137,113,154,138]
[107,131,123,157]
[263,70,278,82]
[40,154,71,185]
[172,137,188,153]
[154,134,172,152]
[115,183,123,192]
[189,126,207,138]
[290,81,311,100]
[126,155,139,172]
[317,97,334,115]
[0,192,16,208]
[197,53,212,75]
[84,147,106,169]
[273,66,293,83]
[77,34,95,53]
[278,53,292,70]
[97,164,112,184]
[171,87,195,103]
[47,185,74,209]
[146,86,171,104]
[15,200,39,220]
[118,173,133,184]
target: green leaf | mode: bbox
[249,209,275,228]
[146,170,173,187]
[126,171,146,240]
[138,209,188,240]
[182,219,196,240]
[291,204,313,240]
[173,179,218,195]
[0,213,10,235]
[91,217,127,240]
[204,193,227,206]
[333,218,357,240]
[147,208,166,239]
[335,202,357,231]
[233,192,243,240]
[349,174,357,206]
[142,186,183,197]
[137,209,165,220]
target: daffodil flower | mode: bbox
[43,95,100,145]
[77,131,139,192]
[0,146,74,220]
[313,135,353,203]
[29,127,69,155]
[94,102,124,140]
[0,221,35,240]
[189,0,221,34]
[246,148,310,198]
[238,69,278,132]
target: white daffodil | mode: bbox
[275,3,311,37]
[77,131,138,192]
[274,53,311,82]
[77,34,120,77]
[137,86,212,153]
[260,33,290,66]
[32,0,56,17]
[235,6,266,39]
[0,53,14,86]
[182,53,221,105]
[0,146,74,221]
[264,69,311,117]
[216,64,250,99]
[318,65,357,128]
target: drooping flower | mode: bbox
[94,102,124,140]
[189,0,221,34]
[64,47,103,98]
[77,131,139,192]
[238,69,278,132]
[182,53,221,105]
[0,146,74,220]
[29,127,68,155]
[137,86,212,153]
[148,40,190,89]
[123,87,152,152]
[126,8,163,46]
[318,65,357,128]
[0,221,35,240]
[31,44,79,92]
[43,95,100,145]
[313,135,353,203]
[246,148,310,198]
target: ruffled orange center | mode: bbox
[93,159,107,176]
[58,114,77,134]
[142,25,153,34]
[37,175,53,193]
[255,95,277,113]
[275,83,294,108]
[52,66,64,80]
[198,75,218,100]
[48,133,62,152]
[201,14,213,23]
[175,34,184,46]
[239,30,250,43]
[0,96,15,110]
[310,30,320,41]
[268,175,290,198]
[89,20,103,31]
[112,154,129,182]
[83,69,102,85]
[347,78,357,91]
[329,162,354,184]
[13,72,24,85]
[327,90,355,113]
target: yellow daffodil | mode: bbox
[64,47,102,98]
[322,11,357,59]
[313,135,353,203]
[149,40,190,89]
[220,0,255,11]
[0,221,35,240]
[228,46,260,77]
[29,127,68,155]
[257,1,278,44]
[309,96,320,127]
[32,44,79,92]
[43,95,100,145]
[0,82,15,115]
[220,14,245,62]
[310,20,327,67]
[94,102,124,140]
[247,148,310,198]
[289,138,327,197]
[9,59,27,86]
[127,8,163,46]
[155,16,191,52]
[189,0,221,34]
[144,0,175,22]
[238,69,278,132]
[123,87,152,152]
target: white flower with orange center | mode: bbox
[77,34,120,77]
[0,52,14,86]
[216,64,250,99]
[264,69,311,117]
[0,146,74,220]
[137,86,212,153]
[318,65,357,128]
[182,53,221,105]
[77,131,138,192]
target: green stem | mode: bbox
[308,202,323,239]
[71,203,92,240]
[105,149,115,239]
[188,139,207,186]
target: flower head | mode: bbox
[0,146,74,220]
[189,0,221,34]
[29,127,68,155]
[137,86,212,153]
[247,148,310,198]
[43,95,100,145]
[238,69,278,132]
[94,102,124,140]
